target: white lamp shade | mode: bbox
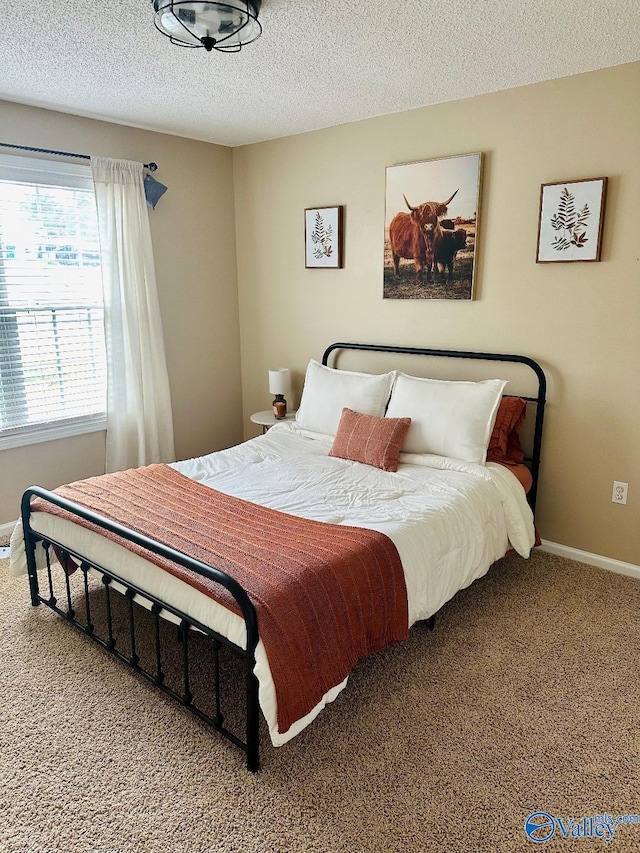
[269,368,290,395]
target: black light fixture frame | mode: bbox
[151,0,262,53]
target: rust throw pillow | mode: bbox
[487,396,526,466]
[328,408,411,472]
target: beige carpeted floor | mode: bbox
[1,548,639,853]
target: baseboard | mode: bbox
[0,520,18,541]
[540,540,640,580]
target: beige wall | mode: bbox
[2,64,638,563]
[0,100,243,525]
[233,62,640,565]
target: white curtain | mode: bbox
[91,156,175,472]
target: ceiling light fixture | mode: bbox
[152,1,262,53]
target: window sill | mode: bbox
[0,413,107,451]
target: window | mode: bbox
[0,154,106,450]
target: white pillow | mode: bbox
[385,373,507,463]
[295,360,396,437]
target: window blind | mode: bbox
[0,154,106,449]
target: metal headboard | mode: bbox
[322,342,546,513]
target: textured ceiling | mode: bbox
[1,0,638,147]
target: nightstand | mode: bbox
[250,410,297,434]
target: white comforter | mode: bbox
[10,422,535,745]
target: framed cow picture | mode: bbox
[383,153,483,300]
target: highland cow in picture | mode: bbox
[388,190,458,285]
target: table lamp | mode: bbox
[268,368,290,419]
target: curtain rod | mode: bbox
[0,141,158,172]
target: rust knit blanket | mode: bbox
[31,464,409,734]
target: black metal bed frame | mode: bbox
[20,343,546,772]
[21,489,261,769]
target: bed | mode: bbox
[10,342,546,771]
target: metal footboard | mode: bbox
[21,487,261,772]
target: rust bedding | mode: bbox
[32,464,408,734]
[498,462,533,494]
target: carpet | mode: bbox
[1,549,639,853]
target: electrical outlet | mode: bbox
[612,481,628,505]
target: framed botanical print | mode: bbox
[536,177,607,263]
[305,206,344,269]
